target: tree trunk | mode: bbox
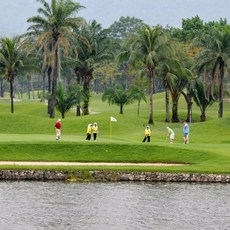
[42,70,46,102]
[30,76,35,100]
[83,82,90,115]
[218,60,224,118]
[181,88,193,123]
[120,104,123,114]
[187,102,193,123]
[76,75,81,116]
[171,101,179,122]
[0,77,4,97]
[137,100,140,116]
[82,74,93,115]
[148,70,154,124]
[200,111,206,122]
[49,49,59,118]
[94,79,98,94]
[165,87,170,122]
[47,66,52,115]
[10,79,14,114]
[37,75,40,99]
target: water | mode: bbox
[0,181,229,230]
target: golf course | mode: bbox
[0,93,229,174]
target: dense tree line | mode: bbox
[0,0,229,124]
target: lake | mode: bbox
[0,181,229,230]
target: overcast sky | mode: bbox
[1,0,230,36]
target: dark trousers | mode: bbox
[93,133,97,140]
[142,136,150,142]
[86,133,91,140]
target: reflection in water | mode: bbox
[0,181,229,230]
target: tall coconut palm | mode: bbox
[122,26,173,124]
[160,43,194,123]
[195,25,230,118]
[159,58,181,122]
[26,0,85,118]
[0,37,37,113]
[73,20,113,115]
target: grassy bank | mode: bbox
[0,93,229,173]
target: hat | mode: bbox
[58,119,61,122]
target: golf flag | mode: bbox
[110,116,117,141]
[110,116,117,122]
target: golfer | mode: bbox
[86,124,92,141]
[142,126,151,142]
[166,127,175,143]
[55,119,61,140]
[92,122,98,141]
[183,121,189,144]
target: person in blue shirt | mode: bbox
[183,121,189,144]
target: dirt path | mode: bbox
[0,161,184,166]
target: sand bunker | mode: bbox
[0,161,184,166]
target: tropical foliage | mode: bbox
[120,26,174,124]
[26,0,85,118]
[0,37,37,113]
[73,20,112,115]
[102,86,133,114]
[0,5,229,124]
[55,81,82,118]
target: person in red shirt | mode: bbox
[55,119,62,140]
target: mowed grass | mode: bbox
[0,93,229,173]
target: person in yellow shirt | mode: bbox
[142,126,151,142]
[86,124,92,141]
[92,122,98,141]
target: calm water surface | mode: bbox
[0,181,229,230]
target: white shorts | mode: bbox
[170,133,175,140]
[56,129,61,136]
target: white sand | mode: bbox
[0,161,184,166]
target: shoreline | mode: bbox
[0,169,229,183]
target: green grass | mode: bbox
[0,93,229,173]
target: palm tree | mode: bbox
[195,25,230,118]
[159,59,181,122]
[193,79,215,121]
[73,20,113,115]
[129,80,147,116]
[122,26,173,124]
[102,86,133,114]
[26,0,85,118]
[55,81,80,118]
[0,37,37,113]
[167,66,192,122]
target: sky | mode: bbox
[1,0,230,36]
